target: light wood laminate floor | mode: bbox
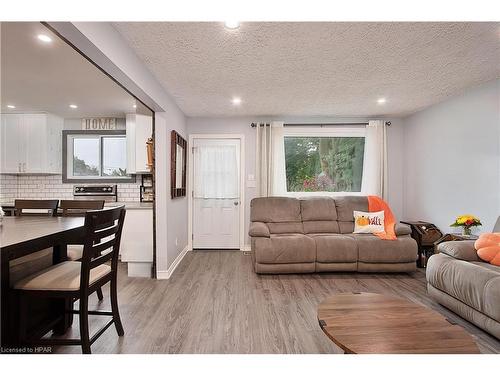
[54,251,500,354]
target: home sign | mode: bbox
[81,118,117,130]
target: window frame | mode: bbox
[62,130,135,183]
[281,126,366,197]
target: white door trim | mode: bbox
[188,134,245,251]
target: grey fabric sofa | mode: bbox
[427,237,500,339]
[249,196,417,274]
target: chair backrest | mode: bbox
[493,217,500,232]
[79,206,126,293]
[14,199,59,216]
[60,200,105,217]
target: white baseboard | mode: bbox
[241,244,251,252]
[156,245,189,279]
[156,270,169,280]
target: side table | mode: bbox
[400,221,443,268]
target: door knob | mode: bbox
[234,201,239,206]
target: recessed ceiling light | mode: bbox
[69,104,78,109]
[377,98,387,104]
[7,105,16,109]
[37,34,52,43]
[133,104,137,108]
[231,97,242,105]
[224,21,240,29]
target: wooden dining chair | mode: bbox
[60,200,106,300]
[60,200,105,217]
[13,205,126,354]
[10,200,60,287]
[14,199,59,216]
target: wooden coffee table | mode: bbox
[317,292,480,354]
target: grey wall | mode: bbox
[187,116,405,246]
[164,110,188,269]
[402,79,500,233]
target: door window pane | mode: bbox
[193,144,239,199]
[284,137,365,192]
[102,137,127,176]
[73,138,99,176]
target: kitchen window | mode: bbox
[63,130,135,183]
[282,127,366,195]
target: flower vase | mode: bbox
[462,226,472,236]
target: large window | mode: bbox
[283,128,365,194]
[63,130,134,182]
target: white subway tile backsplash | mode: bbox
[0,175,141,203]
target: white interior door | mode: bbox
[193,138,240,249]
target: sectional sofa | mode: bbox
[427,240,500,339]
[249,196,417,274]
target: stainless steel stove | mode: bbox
[73,184,118,202]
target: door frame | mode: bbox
[187,134,245,251]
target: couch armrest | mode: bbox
[437,240,480,261]
[249,222,270,238]
[395,223,412,236]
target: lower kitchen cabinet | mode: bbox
[120,207,153,277]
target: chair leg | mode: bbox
[79,294,91,354]
[18,293,27,345]
[96,287,104,301]
[110,277,124,336]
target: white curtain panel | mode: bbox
[255,121,285,197]
[193,144,239,199]
[361,120,388,199]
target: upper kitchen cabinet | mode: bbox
[126,113,153,174]
[1,113,63,174]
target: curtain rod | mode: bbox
[251,121,391,127]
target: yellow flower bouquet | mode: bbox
[450,214,482,236]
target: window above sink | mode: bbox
[62,130,135,183]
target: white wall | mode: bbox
[187,116,405,246]
[402,79,500,233]
[69,22,188,276]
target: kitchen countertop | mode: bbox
[105,202,153,210]
[1,201,153,211]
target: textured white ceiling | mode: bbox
[1,22,147,118]
[113,22,500,117]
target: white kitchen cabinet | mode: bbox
[126,113,153,174]
[0,113,63,174]
[120,208,153,277]
[0,114,23,173]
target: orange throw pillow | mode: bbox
[474,233,500,266]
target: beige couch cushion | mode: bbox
[352,234,417,263]
[437,240,481,262]
[251,197,303,234]
[334,196,368,234]
[253,234,315,264]
[300,197,340,234]
[394,223,412,236]
[248,222,270,237]
[300,197,338,220]
[267,222,304,234]
[14,261,111,291]
[311,234,358,263]
[250,197,301,223]
[427,253,500,322]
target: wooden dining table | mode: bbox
[0,216,86,348]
